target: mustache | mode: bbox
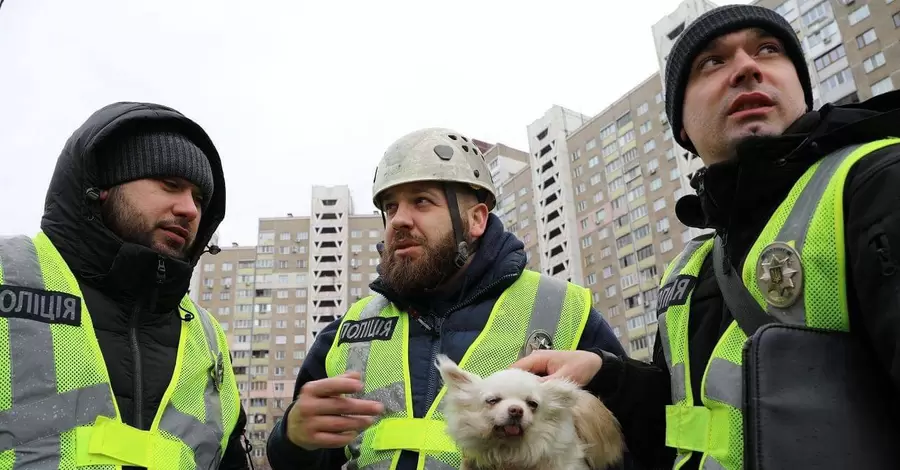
[156,218,193,238]
[388,230,426,249]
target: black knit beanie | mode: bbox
[665,4,814,153]
[96,129,215,208]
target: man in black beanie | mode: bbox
[507,4,900,470]
[0,102,251,469]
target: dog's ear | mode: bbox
[435,354,479,390]
[539,378,581,410]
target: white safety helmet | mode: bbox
[372,128,497,211]
[372,128,497,268]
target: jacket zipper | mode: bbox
[873,232,896,276]
[131,256,166,430]
[424,273,519,407]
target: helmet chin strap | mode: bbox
[442,183,470,269]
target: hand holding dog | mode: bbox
[509,350,604,387]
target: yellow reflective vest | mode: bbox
[0,231,242,469]
[324,269,593,470]
[657,138,900,469]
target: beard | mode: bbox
[380,222,468,297]
[100,186,195,260]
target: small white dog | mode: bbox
[435,354,625,470]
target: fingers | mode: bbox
[303,375,365,397]
[509,350,550,373]
[311,396,384,417]
[313,414,377,433]
[308,430,360,449]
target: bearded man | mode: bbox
[266,128,629,470]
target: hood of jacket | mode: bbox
[370,212,527,314]
[40,101,227,314]
[676,89,900,239]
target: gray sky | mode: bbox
[0,0,750,247]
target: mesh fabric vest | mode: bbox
[0,232,242,469]
[657,138,900,469]
[324,269,592,470]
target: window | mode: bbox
[872,77,894,97]
[605,285,617,298]
[814,45,845,72]
[802,1,831,27]
[637,102,649,116]
[848,4,870,26]
[863,52,886,73]
[581,235,593,249]
[820,68,853,93]
[661,238,674,253]
[856,29,877,49]
[643,139,656,153]
[657,217,670,233]
[653,197,667,212]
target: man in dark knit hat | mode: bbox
[511,4,900,469]
[0,102,250,469]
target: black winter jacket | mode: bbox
[266,213,629,470]
[40,102,249,469]
[591,91,900,470]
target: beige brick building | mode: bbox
[191,185,383,465]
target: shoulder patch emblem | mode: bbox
[756,241,803,309]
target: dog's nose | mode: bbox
[508,405,523,418]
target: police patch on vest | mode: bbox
[337,317,398,345]
[657,275,697,315]
[0,285,81,326]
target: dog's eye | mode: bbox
[485,397,501,405]
[526,399,538,410]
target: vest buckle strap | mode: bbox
[75,416,180,468]
[370,417,458,453]
[664,405,730,455]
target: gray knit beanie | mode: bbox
[96,129,215,208]
[665,4,814,153]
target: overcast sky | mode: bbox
[0,0,750,247]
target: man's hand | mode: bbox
[509,350,604,387]
[286,371,385,451]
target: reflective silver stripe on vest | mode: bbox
[702,455,727,470]
[0,235,116,468]
[765,144,862,325]
[658,237,710,406]
[158,304,226,470]
[521,274,569,357]
[704,358,741,408]
[344,295,397,470]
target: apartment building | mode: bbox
[756,0,900,103]
[525,107,592,283]
[192,185,383,465]
[487,143,542,272]
[562,74,690,361]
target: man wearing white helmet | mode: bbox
[266,128,630,469]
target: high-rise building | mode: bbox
[753,0,899,104]
[526,106,592,283]
[562,74,691,361]
[487,143,541,271]
[191,185,383,465]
